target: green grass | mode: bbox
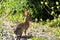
[32,36,48,40]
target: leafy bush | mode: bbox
[52,27,60,37]
[0,0,60,22]
[44,17,60,27]
[0,0,28,22]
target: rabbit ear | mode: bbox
[24,10,29,16]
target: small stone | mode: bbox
[20,38,27,40]
[27,39,32,40]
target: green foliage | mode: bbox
[0,0,60,22]
[6,13,24,22]
[0,33,2,40]
[0,21,2,26]
[28,0,60,21]
[0,0,28,22]
[45,17,60,27]
[0,21,3,40]
[32,36,48,40]
[52,27,60,37]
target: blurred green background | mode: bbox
[0,0,60,27]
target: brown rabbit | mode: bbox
[13,10,31,39]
